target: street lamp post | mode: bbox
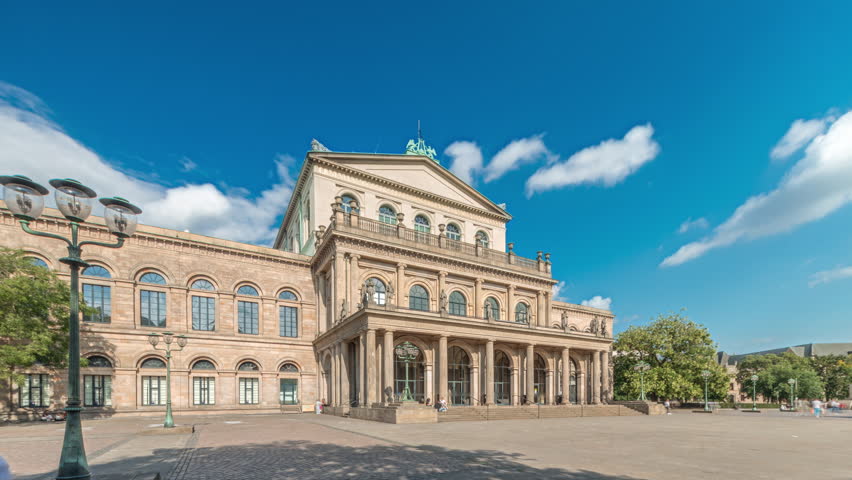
[787,378,796,410]
[0,175,141,480]
[701,370,712,412]
[634,361,650,401]
[148,332,188,427]
[750,374,759,411]
[394,341,419,402]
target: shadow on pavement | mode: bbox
[22,440,649,480]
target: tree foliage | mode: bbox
[0,248,70,383]
[613,312,729,401]
[810,355,852,400]
[736,353,823,401]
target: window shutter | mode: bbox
[84,376,93,406]
[142,377,150,405]
[43,375,53,407]
[104,376,112,406]
[239,378,245,404]
[20,377,30,407]
[209,378,215,405]
[159,376,167,405]
[193,378,201,405]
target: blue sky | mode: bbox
[2,1,851,353]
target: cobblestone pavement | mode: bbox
[1,411,850,479]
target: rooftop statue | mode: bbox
[404,136,437,161]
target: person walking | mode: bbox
[664,399,671,415]
[812,398,822,418]
[315,398,324,415]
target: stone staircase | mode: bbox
[437,406,489,422]
[438,404,642,422]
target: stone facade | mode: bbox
[1,149,615,421]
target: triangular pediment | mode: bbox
[315,152,510,219]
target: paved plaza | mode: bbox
[1,410,850,479]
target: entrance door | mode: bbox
[533,354,547,404]
[448,347,471,405]
[280,379,298,405]
[494,351,511,405]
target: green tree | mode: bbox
[810,355,852,400]
[736,353,823,402]
[0,248,70,384]
[613,312,729,401]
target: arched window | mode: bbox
[476,231,489,248]
[82,265,111,278]
[378,204,397,225]
[82,266,112,323]
[515,303,529,324]
[409,285,429,311]
[341,194,359,214]
[139,272,166,285]
[86,355,112,368]
[448,347,471,405]
[369,278,387,306]
[191,279,215,291]
[140,358,166,369]
[238,361,259,371]
[394,342,425,402]
[445,223,461,241]
[414,214,431,233]
[27,257,48,268]
[534,354,547,404]
[484,297,500,321]
[280,363,299,373]
[237,285,259,296]
[192,360,216,370]
[84,356,112,407]
[278,290,298,301]
[449,291,467,316]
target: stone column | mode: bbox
[383,330,394,403]
[330,255,337,325]
[536,291,544,326]
[331,343,339,406]
[600,350,609,404]
[578,362,586,405]
[561,347,571,404]
[317,278,326,334]
[544,291,551,326]
[592,351,601,404]
[396,263,406,308]
[485,339,495,405]
[474,279,483,318]
[365,329,376,406]
[526,344,535,404]
[344,253,352,310]
[350,254,361,308]
[376,337,383,402]
[546,353,555,405]
[425,362,434,403]
[334,254,345,322]
[511,360,520,406]
[341,341,350,406]
[507,285,515,322]
[359,331,366,406]
[438,335,448,404]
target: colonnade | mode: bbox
[319,329,611,408]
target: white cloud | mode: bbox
[808,265,852,287]
[179,156,198,172]
[677,217,709,234]
[662,111,852,267]
[552,280,567,301]
[444,141,482,185]
[581,295,612,310]
[770,117,830,161]
[525,124,660,196]
[484,134,549,183]
[0,83,294,245]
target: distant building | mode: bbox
[717,343,852,401]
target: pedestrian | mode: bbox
[438,396,448,412]
[664,399,671,415]
[812,398,822,418]
[0,456,11,480]
[315,398,324,415]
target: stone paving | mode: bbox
[1,410,850,479]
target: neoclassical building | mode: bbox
[1,140,615,422]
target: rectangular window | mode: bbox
[239,377,259,404]
[280,379,298,405]
[84,375,112,407]
[279,306,298,338]
[82,284,111,323]
[238,301,259,335]
[142,376,167,405]
[140,290,167,327]
[192,296,216,331]
[193,377,215,405]
[20,374,51,408]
